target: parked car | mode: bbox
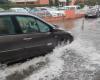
[38,7,65,17]
[0,12,73,65]
[9,8,29,13]
[85,9,99,18]
[29,8,51,18]
[58,5,80,10]
[24,7,31,12]
[96,8,100,17]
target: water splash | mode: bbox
[0,38,100,80]
[60,38,100,80]
[25,38,100,80]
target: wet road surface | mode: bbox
[0,18,100,80]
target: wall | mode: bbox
[39,0,49,4]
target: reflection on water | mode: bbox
[48,19,75,30]
[49,18,100,50]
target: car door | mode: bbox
[15,15,58,59]
[35,18,58,51]
[0,15,28,64]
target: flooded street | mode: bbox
[51,18,100,50]
[50,18,100,80]
[0,18,100,80]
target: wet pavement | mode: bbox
[0,18,100,80]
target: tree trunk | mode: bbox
[49,0,53,6]
[55,0,59,6]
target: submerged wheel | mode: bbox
[58,34,74,45]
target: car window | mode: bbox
[36,19,50,32]
[0,16,15,35]
[16,16,39,33]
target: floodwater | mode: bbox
[0,18,100,80]
[50,18,100,50]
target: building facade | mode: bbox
[9,0,49,5]
[9,0,84,6]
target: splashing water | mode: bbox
[60,38,100,80]
[0,37,100,80]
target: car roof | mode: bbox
[0,11,33,16]
[0,11,55,28]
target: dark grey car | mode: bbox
[85,9,100,18]
[0,12,73,64]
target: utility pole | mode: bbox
[25,0,27,7]
[81,18,84,31]
[49,0,53,6]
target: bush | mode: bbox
[78,3,84,9]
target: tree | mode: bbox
[0,0,11,9]
[55,0,59,6]
[95,0,100,4]
[49,0,53,6]
[85,0,100,6]
[49,0,59,6]
[0,0,9,4]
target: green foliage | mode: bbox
[78,3,84,8]
[49,0,59,6]
[0,0,11,9]
[0,4,10,9]
[0,0,9,4]
[55,0,59,6]
[66,0,71,2]
[85,0,100,6]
